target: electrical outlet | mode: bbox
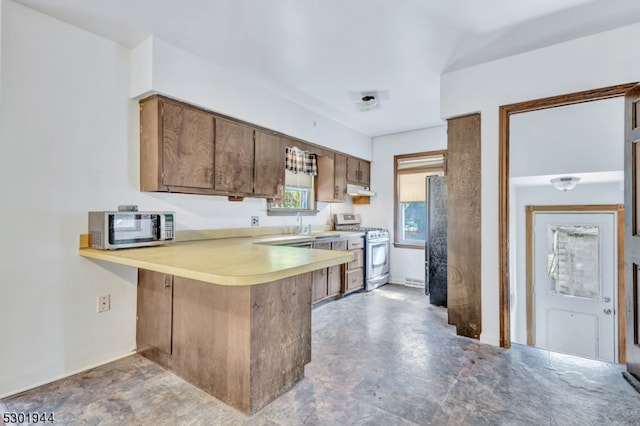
[251,216,259,227]
[97,294,110,313]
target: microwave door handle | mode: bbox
[158,215,166,241]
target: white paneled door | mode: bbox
[534,212,616,362]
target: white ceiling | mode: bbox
[13,0,640,137]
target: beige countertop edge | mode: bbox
[78,246,353,286]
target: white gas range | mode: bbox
[334,213,390,291]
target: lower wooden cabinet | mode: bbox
[312,267,328,302]
[311,239,350,304]
[327,265,341,295]
[136,268,313,414]
[344,268,364,292]
[328,239,346,297]
[312,241,331,304]
[342,237,364,294]
[137,269,173,354]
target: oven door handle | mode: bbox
[367,238,390,244]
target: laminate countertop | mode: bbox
[78,235,355,286]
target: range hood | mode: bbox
[346,183,375,197]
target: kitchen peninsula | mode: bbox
[79,233,353,414]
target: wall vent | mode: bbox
[405,277,425,287]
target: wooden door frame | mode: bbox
[524,204,625,362]
[498,82,637,348]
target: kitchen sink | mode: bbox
[255,232,342,246]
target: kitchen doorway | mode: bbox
[498,82,636,352]
[526,207,623,362]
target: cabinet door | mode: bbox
[331,240,347,251]
[347,156,360,183]
[316,155,336,202]
[137,269,173,354]
[162,100,215,189]
[334,154,347,200]
[312,268,328,302]
[254,130,285,198]
[214,118,254,194]
[327,265,342,296]
[345,268,364,292]
[346,157,371,185]
[347,249,364,269]
[313,241,332,250]
[359,160,370,186]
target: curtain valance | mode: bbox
[285,147,317,175]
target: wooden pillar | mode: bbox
[446,113,482,339]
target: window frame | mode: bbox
[393,150,447,249]
[267,169,318,216]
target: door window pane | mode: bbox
[546,224,601,299]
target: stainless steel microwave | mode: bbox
[88,211,175,249]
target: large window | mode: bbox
[394,151,446,247]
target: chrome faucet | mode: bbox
[296,212,308,234]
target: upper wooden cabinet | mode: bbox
[254,130,285,199]
[346,156,370,186]
[334,154,348,199]
[140,94,364,201]
[141,96,215,192]
[214,118,254,196]
[317,153,349,202]
[140,95,284,200]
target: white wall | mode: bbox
[510,97,624,178]
[0,0,136,396]
[441,22,640,345]
[130,37,373,161]
[358,126,447,285]
[0,0,369,397]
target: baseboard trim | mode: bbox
[622,371,640,394]
[0,351,136,400]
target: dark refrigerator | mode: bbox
[425,175,447,306]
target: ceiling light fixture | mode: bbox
[359,94,378,111]
[550,176,581,192]
[354,91,382,112]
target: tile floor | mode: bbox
[2,284,639,425]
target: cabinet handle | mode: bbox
[164,276,171,289]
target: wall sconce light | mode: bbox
[550,176,581,192]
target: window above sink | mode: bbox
[268,167,317,216]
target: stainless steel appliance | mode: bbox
[89,210,175,249]
[334,213,390,291]
[425,175,447,306]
